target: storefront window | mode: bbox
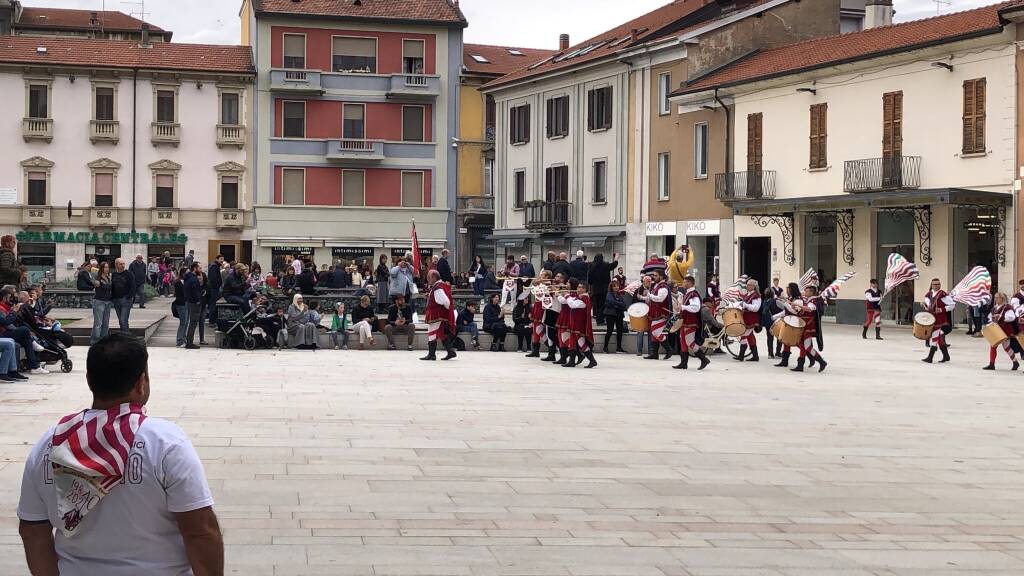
[331,247,374,270]
[147,244,186,267]
[19,243,55,283]
[85,243,122,266]
[271,247,315,273]
[876,212,915,325]
[955,206,999,297]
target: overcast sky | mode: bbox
[23,0,999,47]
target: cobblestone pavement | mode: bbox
[1,325,1023,575]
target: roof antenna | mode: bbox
[933,0,951,15]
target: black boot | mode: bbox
[922,346,937,363]
[564,351,577,368]
[875,327,883,340]
[737,344,747,362]
[556,347,568,365]
[816,355,827,373]
[983,363,995,370]
[645,342,660,360]
[775,352,790,367]
[489,342,498,352]
[663,342,674,360]
[768,343,775,359]
[543,345,556,362]
[1014,360,1020,371]
[420,341,437,361]
[791,356,805,372]
[673,352,689,370]
[498,341,505,352]
[696,350,710,370]
[862,327,868,339]
[442,341,457,360]
[749,345,759,362]
[808,354,816,368]
[939,345,950,363]
[526,343,541,358]
[584,350,597,369]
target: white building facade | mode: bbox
[0,35,255,281]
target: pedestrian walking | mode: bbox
[129,254,148,309]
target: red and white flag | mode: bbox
[799,268,819,291]
[411,220,421,273]
[882,252,920,297]
[50,403,147,536]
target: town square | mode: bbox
[1,0,1024,573]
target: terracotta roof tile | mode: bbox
[0,35,254,74]
[253,0,467,27]
[675,1,1020,95]
[463,43,556,76]
[17,7,168,35]
[484,0,716,90]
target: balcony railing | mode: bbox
[22,117,53,142]
[844,156,922,193]
[269,69,323,93]
[525,200,572,232]
[22,206,51,226]
[216,209,244,229]
[326,139,385,162]
[714,170,777,201]
[89,207,118,228]
[216,124,246,148]
[458,196,494,214]
[151,208,179,228]
[151,122,180,146]
[387,74,440,98]
[90,120,119,143]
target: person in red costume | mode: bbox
[421,270,457,361]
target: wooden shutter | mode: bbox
[809,104,827,169]
[882,91,903,159]
[963,78,986,154]
[747,113,763,172]
[587,90,595,131]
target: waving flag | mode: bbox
[821,271,856,301]
[411,220,421,273]
[950,266,992,307]
[799,268,819,291]
[722,274,750,303]
[622,280,642,296]
[882,252,919,297]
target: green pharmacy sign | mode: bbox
[16,231,189,244]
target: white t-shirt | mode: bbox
[18,415,214,576]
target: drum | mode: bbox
[668,317,685,334]
[721,307,746,338]
[982,323,1009,347]
[628,302,651,332]
[778,316,806,347]
[913,312,936,341]
[770,318,784,340]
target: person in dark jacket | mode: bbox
[75,262,94,292]
[568,251,589,282]
[456,301,480,350]
[0,286,42,374]
[541,251,557,274]
[207,254,225,325]
[171,267,188,347]
[551,252,571,280]
[437,249,454,284]
[297,263,318,295]
[587,252,618,320]
[512,298,531,352]
[517,255,536,281]
[317,265,332,286]
[128,254,148,309]
[603,280,628,354]
[222,263,252,313]
[110,258,136,336]
[89,261,113,345]
[0,235,20,287]
[761,286,783,358]
[469,255,487,297]
[384,295,415,351]
[482,293,508,351]
[184,264,203,349]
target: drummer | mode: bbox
[773,283,799,369]
[785,283,828,373]
[923,278,954,364]
[984,292,1020,371]
[643,269,671,360]
[673,275,710,370]
[738,278,762,362]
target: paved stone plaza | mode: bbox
[1,325,1023,575]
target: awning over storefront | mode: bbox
[572,237,608,248]
[730,188,1011,267]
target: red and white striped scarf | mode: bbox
[50,403,147,536]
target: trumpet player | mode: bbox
[564,279,597,369]
[643,269,671,360]
[984,292,1020,371]
[542,273,567,362]
[526,271,552,358]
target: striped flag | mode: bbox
[882,252,920,297]
[799,268,819,291]
[950,266,992,307]
[722,274,750,303]
[821,271,857,301]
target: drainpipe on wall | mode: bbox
[714,88,732,175]
[131,67,138,233]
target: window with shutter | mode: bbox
[882,91,903,186]
[401,172,424,207]
[342,170,364,207]
[155,174,175,208]
[963,78,986,154]
[283,34,305,69]
[513,170,526,209]
[809,103,827,169]
[94,173,114,207]
[747,113,763,172]
[587,86,612,131]
[510,104,530,145]
[282,169,305,205]
[332,37,377,73]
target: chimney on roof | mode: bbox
[140,23,151,48]
[89,11,99,26]
[559,34,569,51]
[864,0,893,29]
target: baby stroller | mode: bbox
[217,305,262,351]
[24,323,74,373]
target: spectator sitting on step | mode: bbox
[0,285,46,374]
[286,294,319,350]
[221,263,252,314]
[278,267,296,293]
[456,301,480,350]
[247,262,266,292]
[350,295,377,349]
[384,294,415,351]
[297,263,318,296]
[330,302,350,350]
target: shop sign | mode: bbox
[391,247,434,259]
[332,247,375,259]
[646,221,676,236]
[684,220,720,237]
[811,225,835,235]
[16,230,188,244]
[272,246,315,256]
[964,221,999,230]
[0,188,16,205]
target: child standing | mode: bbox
[331,302,350,350]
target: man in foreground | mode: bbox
[18,333,223,576]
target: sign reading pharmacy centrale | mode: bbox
[16,231,189,244]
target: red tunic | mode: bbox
[556,292,573,330]
[425,281,455,327]
[529,297,545,323]
[742,290,761,328]
[925,289,951,326]
[864,288,881,311]
[679,289,701,328]
[797,298,818,339]
[647,281,670,320]
[991,304,1019,336]
[568,294,594,342]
